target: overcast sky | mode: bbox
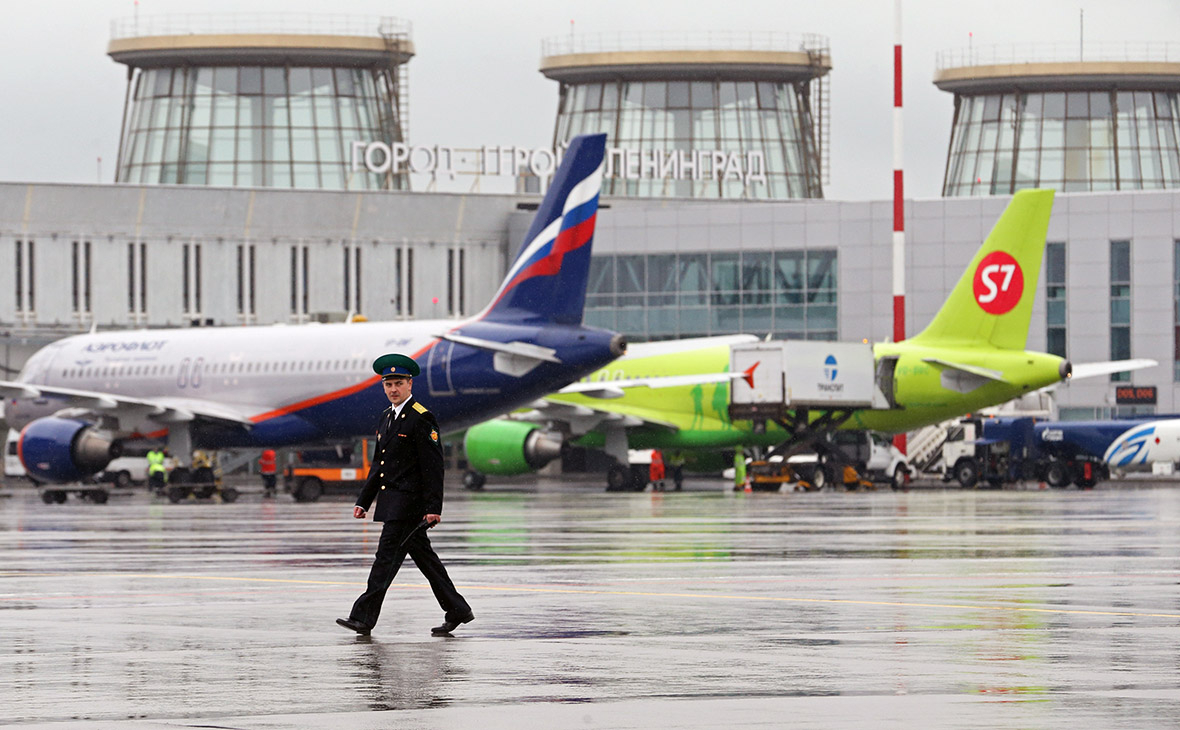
[2,0,1178,200]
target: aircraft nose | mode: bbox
[610,334,628,357]
[1059,360,1073,379]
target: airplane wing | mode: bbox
[511,398,679,433]
[0,381,256,427]
[1069,358,1157,380]
[556,363,759,400]
[510,366,759,433]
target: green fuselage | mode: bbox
[556,339,1066,453]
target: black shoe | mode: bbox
[336,617,371,636]
[431,611,474,635]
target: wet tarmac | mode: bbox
[2,476,1180,728]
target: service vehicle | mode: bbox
[5,429,24,479]
[284,439,372,502]
[98,456,149,489]
[750,430,909,490]
[160,449,239,503]
[941,416,1137,488]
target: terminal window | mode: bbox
[585,250,836,341]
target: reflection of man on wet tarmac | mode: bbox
[336,353,473,637]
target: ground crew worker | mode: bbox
[649,449,666,491]
[336,353,473,637]
[147,446,166,494]
[668,450,686,491]
[259,449,277,498]
[733,450,747,491]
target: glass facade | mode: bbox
[1174,239,1180,382]
[1110,240,1131,382]
[555,80,822,199]
[585,250,837,340]
[117,66,404,190]
[944,91,1180,195]
[1045,242,1066,358]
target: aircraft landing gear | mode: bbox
[39,487,108,504]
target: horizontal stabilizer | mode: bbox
[1069,358,1158,380]
[436,333,561,363]
[923,358,1009,394]
[921,359,1008,383]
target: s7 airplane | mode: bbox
[3,133,625,485]
[462,188,1155,489]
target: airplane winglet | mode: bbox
[742,361,760,389]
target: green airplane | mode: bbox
[462,189,1154,489]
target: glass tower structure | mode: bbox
[108,15,412,190]
[540,33,830,200]
[936,44,1180,195]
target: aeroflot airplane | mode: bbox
[2,133,625,484]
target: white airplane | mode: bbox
[2,133,625,484]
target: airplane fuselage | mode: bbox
[9,317,621,449]
[853,340,1068,433]
[557,337,1068,453]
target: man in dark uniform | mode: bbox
[336,353,474,637]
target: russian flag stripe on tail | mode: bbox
[480,133,606,325]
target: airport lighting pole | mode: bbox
[893,0,907,455]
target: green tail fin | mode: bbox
[909,189,1055,350]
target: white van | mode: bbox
[5,429,25,479]
[100,457,149,488]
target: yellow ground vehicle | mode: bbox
[163,450,240,503]
[284,440,371,502]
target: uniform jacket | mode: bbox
[355,395,444,522]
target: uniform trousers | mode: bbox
[349,518,470,628]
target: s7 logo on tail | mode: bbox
[973,251,1024,314]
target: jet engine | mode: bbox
[18,417,121,484]
[463,420,565,475]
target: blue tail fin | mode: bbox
[478,133,606,325]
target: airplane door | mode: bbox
[427,340,456,396]
[875,356,899,409]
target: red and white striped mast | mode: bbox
[892,0,907,455]
[892,0,905,346]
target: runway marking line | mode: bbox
[4,572,1180,621]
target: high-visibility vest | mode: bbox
[259,450,276,475]
[147,450,166,475]
[649,450,665,481]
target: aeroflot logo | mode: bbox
[972,252,1024,315]
[83,340,167,353]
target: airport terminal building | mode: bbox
[4,17,1180,421]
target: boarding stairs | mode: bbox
[907,420,956,475]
